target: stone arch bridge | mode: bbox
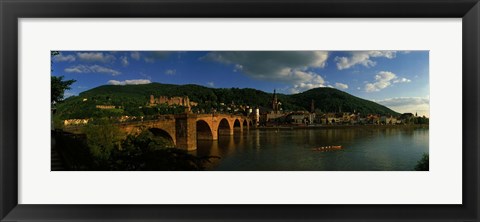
[65,114,253,151]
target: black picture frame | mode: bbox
[1,0,479,221]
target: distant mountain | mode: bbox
[55,83,399,119]
[290,87,399,116]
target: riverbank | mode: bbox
[255,124,429,131]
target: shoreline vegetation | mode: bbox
[415,153,429,171]
[52,129,218,171]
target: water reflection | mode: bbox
[193,127,428,171]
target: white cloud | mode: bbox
[64,67,83,73]
[206,82,215,87]
[393,77,411,83]
[376,96,430,117]
[64,65,121,76]
[335,82,349,90]
[76,52,116,63]
[365,71,396,92]
[120,56,129,66]
[165,69,176,75]
[377,97,429,107]
[364,71,410,92]
[289,72,326,93]
[130,52,141,60]
[203,51,329,94]
[53,53,75,62]
[233,64,243,72]
[335,51,396,70]
[107,79,151,85]
[202,51,329,82]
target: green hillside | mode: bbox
[290,87,399,116]
[55,82,399,119]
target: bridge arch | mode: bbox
[218,118,233,136]
[148,128,175,148]
[196,120,215,140]
[242,119,250,130]
[233,119,242,131]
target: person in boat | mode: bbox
[312,145,342,150]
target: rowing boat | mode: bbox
[311,145,342,151]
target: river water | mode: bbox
[194,126,429,171]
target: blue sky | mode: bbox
[52,51,429,116]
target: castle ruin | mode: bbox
[149,95,198,111]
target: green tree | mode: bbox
[51,51,76,104]
[51,76,76,104]
[82,120,124,162]
[113,129,215,170]
[414,153,429,171]
[123,130,173,152]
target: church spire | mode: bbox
[272,89,279,113]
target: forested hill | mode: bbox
[291,87,399,116]
[55,82,399,119]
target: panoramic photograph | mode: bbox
[51,50,429,171]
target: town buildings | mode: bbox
[64,90,425,128]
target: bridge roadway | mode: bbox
[64,113,253,151]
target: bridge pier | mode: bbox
[212,130,218,140]
[175,114,197,151]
